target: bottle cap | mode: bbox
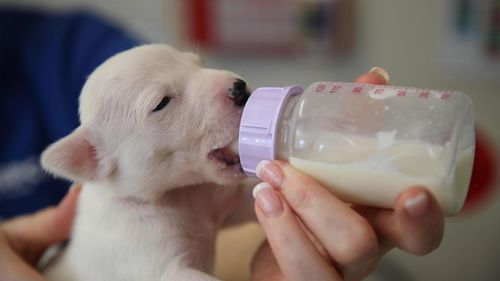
[239,85,303,177]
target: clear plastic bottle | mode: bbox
[238,82,475,215]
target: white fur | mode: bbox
[40,44,257,281]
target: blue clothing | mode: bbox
[0,9,140,219]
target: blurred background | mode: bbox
[1,0,499,280]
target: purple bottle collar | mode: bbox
[239,85,304,177]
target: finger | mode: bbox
[250,241,286,281]
[253,182,342,281]
[355,67,390,85]
[0,242,47,281]
[256,161,379,280]
[2,184,81,263]
[354,187,444,255]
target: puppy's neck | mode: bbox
[80,181,239,222]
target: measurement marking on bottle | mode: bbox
[397,90,407,97]
[419,91,430,99]
[440,93,451,100]
[315,83,327,93]
[353,86,363,94]
[330,84,342,94]
[313,82,456,102]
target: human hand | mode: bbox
[0,185,80,281]
[250,69,445,281]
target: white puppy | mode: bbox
[41,44,256,281]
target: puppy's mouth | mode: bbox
[208,145,240,167]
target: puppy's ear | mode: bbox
[41,126,114,182]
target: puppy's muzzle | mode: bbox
[228,79,250,107]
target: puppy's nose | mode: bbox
[228,79,250,107]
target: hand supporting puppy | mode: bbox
[0,185,80,281]
[250,70,445,281]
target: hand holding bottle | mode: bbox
[251,69,445,281]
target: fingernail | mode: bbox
[404,191,429,217]
[369,66,390,83]
[256,160,284,187]
[253,182,284,217]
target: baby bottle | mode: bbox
[238,82,475,215]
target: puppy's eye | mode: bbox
[152,97,171,112]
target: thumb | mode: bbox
[2,184,81,263]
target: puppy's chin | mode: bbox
[207,161,246,186]
[211,171,246,186]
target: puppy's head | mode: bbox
[41,44,249,199]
